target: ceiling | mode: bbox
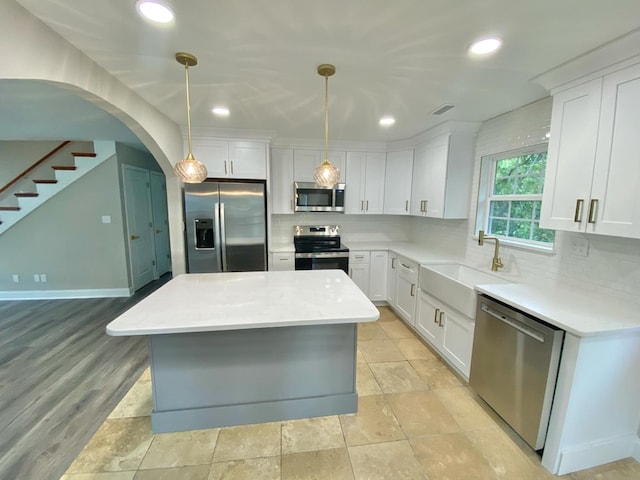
[11,0,640,144]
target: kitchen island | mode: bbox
[106,270,379,433]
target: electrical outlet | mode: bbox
[40,274,47,283]
[33,274,40,283]
[570,237,589,257]
[12,274,19,283]
[102,215,111,224]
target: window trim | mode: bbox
[475,143,556,254]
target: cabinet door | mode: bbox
[410,143,429,216]
[590,63,640,238]
[423,135,449,218]
[416,290,442,346]
[540,79,603,231]
[440,307,475,379]
[369,251,388,301]
[229,141,266,179]
[384,150,413,215]
[387,253,398,307]
[364,152,386,214]
[269,252,294,271]
[349,263,370,297]
[190,139,229,177]
[396,269,417,326]
[270,148,294,214]
[345,151,366,214]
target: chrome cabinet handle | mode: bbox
[355,255,364,259]
[350,268,353,276]
[438,311,444,326]
[400,262,411,269]
[433,308,440,323]
[588,199,598,224]
[366,200,369,211]
[291,199,294,210]
[361,200,364,211]
[423,200,428,213]
[574,199,584,223]
[405,200,409,211]
[420,200,424,212]
[391,257,396,269]
[224,161,228,175]
[410,283,416,296]
[230,161,234,175]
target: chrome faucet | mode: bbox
[478,230,504,271]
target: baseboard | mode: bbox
[556,433,637,475]
[0,288,132,300]
[633,436,640,462]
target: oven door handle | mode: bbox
[295,252,350,259]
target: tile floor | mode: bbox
[61,307,639,480]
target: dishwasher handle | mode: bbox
[481,303,545,343]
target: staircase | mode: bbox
[0,141,117,236]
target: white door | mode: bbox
[396,268,417,325]
[540,79,602,231]
[363,152,386,214]
[423,135,449,218]
[191,139,228,178]
[349,263,370,297]
[149,171,171,276]
[368,251,388,301]
[270,148,295,214]
[123,165,155,290]
[229,141,266,179]
[440,307,475,379]
[410,144,429,215]
[590,64,640,238]
[416,290,442,346]
[293,150,322,182]
[345,151,365,214]
[384,150,413,215]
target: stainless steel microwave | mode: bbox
[294,182,345,212]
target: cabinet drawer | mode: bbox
[270,252,294,271]
[396,256,418,281]
[349,251,370,264]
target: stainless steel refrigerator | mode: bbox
[183,180,267,273]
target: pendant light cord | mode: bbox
[324,73,329,163]
[185,63,193,157]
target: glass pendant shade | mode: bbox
[313,159,340,187]
[174,153,207,183]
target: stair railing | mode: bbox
[0,141,70,196]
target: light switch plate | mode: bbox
[33,274,40,283]
[570,237,589,257]
[102,215,111,224]
[12,274,19,283]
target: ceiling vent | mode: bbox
[432,104,455,115]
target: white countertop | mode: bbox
[106,270,379,336]
[343,241,462,264]
[475,283,640,337]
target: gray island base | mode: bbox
[106,271,379,433]
[149,323,357,433]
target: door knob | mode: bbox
[130,235,140,240]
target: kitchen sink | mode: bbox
[419,263,511,318]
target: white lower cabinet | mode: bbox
[368,251,388,301]
[268,252,294,271]
[349,251,371,297]
[387,252,398,308]
[394,256,418,326]
[416,289,475,379]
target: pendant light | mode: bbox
[173,52,208,183]
[313,64,340,187]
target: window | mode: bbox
[476,145,555,250]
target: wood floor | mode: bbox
[0,275,171,480]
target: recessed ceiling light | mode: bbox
[135,0,174,24]
[469,37,503,55]
[212,106,230,117]
[379,116,396,127]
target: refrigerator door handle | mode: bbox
[219,202,228,270]
[213,201,223,271]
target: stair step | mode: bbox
[52,165,77,171]
[15,192,39,198]
[71,152,97,157]
[33,179,58,184]
[0,206,21,211]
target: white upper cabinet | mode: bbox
[410,129,476,219]
[345,151,385,214]
[293,150,346,183]
[384,150,413,215]
[541,62,640,238]
[270,148,294,214]
[190,139,267,179]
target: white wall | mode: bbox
[0,140,61,186]
[271,213,411,245]
[409,97,640,307]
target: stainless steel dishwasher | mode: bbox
[470,295,564,451]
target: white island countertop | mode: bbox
[475,283,640,337]
[107,270,379,336]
